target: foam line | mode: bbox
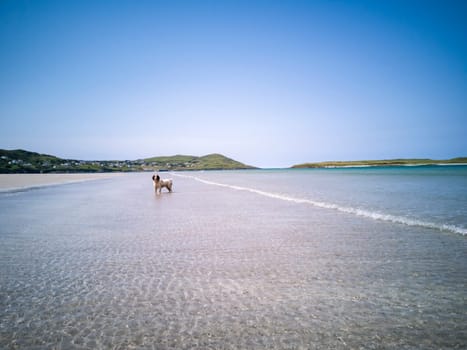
[0,180,89,194]
[174,173,467,236]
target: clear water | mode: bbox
[0,170,466,349]
[184,165,467,236]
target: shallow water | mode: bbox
[183,166,467,235]
[0,171,466,349]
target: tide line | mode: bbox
[173,173,467,236]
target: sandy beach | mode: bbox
[0,173,122,191]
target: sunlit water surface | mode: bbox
[0,169,466,349]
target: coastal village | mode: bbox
[1,156,143,172]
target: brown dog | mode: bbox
[152,174,173,194]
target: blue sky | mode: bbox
[1,0,466,168]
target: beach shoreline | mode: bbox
[0,173,122,191]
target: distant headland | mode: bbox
[0,149,256,173]
[292,158,467,168]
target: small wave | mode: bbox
[174,173,467,236]
[0,178,107,195]
[0,184,61,194]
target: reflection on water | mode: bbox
[0,172,466,349]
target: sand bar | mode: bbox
[0,173,122,191]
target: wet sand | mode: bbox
[0,173,122,191]
[0,173,466,349]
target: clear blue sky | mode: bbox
[1,0,466,168]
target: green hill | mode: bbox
[292,157,467,168]
[142,153,255,170]
[0,149,255,173]
[0,149,65,173]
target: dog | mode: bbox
[152,174,173,194]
